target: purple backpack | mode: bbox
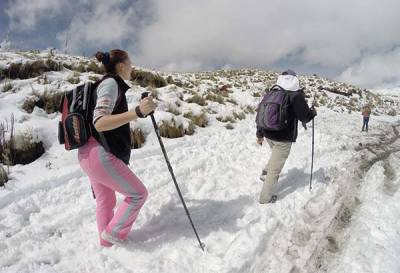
[256,85,290,131]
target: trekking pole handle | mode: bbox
[140,92,155,116]
[141,92,150,99]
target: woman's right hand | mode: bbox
[139,96,157,116]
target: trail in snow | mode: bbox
[303,121,400,272]
[0,100,399,272]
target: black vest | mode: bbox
[92,75,131,164]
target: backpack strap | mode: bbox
[98,132,111,152]
[82,82,90,111]
[69,87,78,112]
[91,74,122,153]
[270,84,285,92]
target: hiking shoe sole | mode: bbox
[101,231,127,246]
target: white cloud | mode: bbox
[338,47,400,88]
[56,0,140,54]
[6,0,66,30]
[133,0,400,88]
[5,0,400,87]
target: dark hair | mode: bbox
[282,69,296,76]
[95,49,129,75]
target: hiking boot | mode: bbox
[259,194,278,204]
[101,231,127,246]
[259,170,267,182]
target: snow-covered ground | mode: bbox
[0,51,400,273]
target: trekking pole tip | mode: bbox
[200,242,206,251]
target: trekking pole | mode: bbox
[91,186,96,199]
[141,92,205,251]
[309,117,315,191]
[309,94,316,191]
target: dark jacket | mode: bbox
[256,89,315,142]
[92,75,131,164]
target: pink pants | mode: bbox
[78,138,148,247]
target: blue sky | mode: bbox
[1,0,400,88]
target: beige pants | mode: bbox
[259,139,292,204]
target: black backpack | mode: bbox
[58,81,96,150]
[255,85,291,131]
[58,76,115,150]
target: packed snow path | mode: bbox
[0,108,399,273]
[305,124,400,273]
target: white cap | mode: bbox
[276,70,300,91]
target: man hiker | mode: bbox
[361,105,371,132]
[256,69,317,204]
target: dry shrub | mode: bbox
[323,87,351,97]
[70,62,87,73]
[186,94,207,106]
[1,80,13,92]
[4,59,62,79]
[41,89,64,114]
[22,88,64,114]
[183,112,208,127]
[0,164,7,186]
[206,108,218,114]
[87,61,104,74]
[243,105,255,114]
[130,128,146,149]
[205,93,225,104]
[318,97,327,106]
[89,75,100,82]
[131,69,167,88]
[62,63,73,70]
[226,98,238,105]
[233,112,246,120]
[166,75,174,84]
[165,76,188,87]
[216,116,236,123]
[62,60,103,74]
[185,122,195,135]
[225,123,234,130]
[388,109,397,116]
[45,58,63,71]
[67,76,80,84]
[3,132,45,165]
[0,68,6,80]
[0,117,44,165]
[21,97,38,113]
[0,115,15,165]
[159,119,194,138]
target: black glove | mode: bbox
[311,106,317,117]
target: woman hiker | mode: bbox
[78,49,156,247]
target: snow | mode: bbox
[329,152,400,273]
[0,51,400,273]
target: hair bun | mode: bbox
[95,51,105,63]
[95,51,110,64]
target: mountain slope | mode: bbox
[0,50,399,273]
